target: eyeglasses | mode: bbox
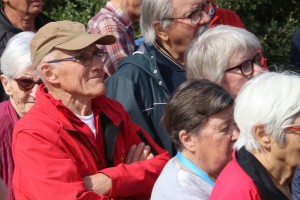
[282,124,300,132]
[225,51,267,77]
[159,3,209,25]
[14,77,43,91]
[47,49,108,67]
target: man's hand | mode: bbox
[83,173,112,195]
[125,142,154,164]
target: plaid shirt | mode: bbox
[88,1,135,78]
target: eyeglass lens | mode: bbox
[78,50,107,66]
[239,53,266,76]
[15,78,42,91]
[190,3,210,24]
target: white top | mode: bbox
[151,157,213,200]
[76,113,96,139]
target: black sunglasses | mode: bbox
[14,78,43,91]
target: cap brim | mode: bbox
[56,34,116,50]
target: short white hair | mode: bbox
[234,71,300,152]
[1,31,35,78]
[186,25,261,84]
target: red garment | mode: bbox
[12,85,169,200]
[0,100,18,200]
[210,3,246,29]
[209,151,261,200]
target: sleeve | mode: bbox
[12,130,108,200]
[100,100,170,199]
[105,67,158,143]
[88,17,134,76]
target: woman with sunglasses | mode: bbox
[210,71,300,200]
[0,31,40,200]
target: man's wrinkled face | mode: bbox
[4,0,43,16]
[46,45,107,99]
[162,0,210,58]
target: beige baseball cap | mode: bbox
[30,20,116,68]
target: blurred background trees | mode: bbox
[43,0,300,69]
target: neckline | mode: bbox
[154,42,185,70]
[176,151,215,187]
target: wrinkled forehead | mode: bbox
[15,68,38,79]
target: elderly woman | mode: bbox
[186,25,267,98]
[151,79,239,199]
[0,31,40,200]
[210,72,300,200]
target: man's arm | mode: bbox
[83,142,154,195]
[87,98,169,198]
[12,130,108,200]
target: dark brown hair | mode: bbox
[162,78,234,151]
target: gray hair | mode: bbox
[163,78,234,151]
[140,0,173,44]
[234,71,300,152]
[186,25,261,84]
[1,31,35,78]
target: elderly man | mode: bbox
[0,0,52,102]
[88,0,143,78]
[106,0,210,156]
[12,20,169,200]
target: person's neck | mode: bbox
[3,7,36,31]
[253,151,293,198]
[49,90,93,116]
[9,98,24,118]
[180,150,217,181]
[154,41,185,67]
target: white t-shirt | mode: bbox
[151,157,213,200]
[76,113,96,139]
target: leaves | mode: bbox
[215,0,300,68]
[43,0,300,69]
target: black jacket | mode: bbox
[106,50,176,155]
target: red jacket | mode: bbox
[210,3,246,29]
[210,150,260,200]
[12,85,169,200]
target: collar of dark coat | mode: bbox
[236,147,290,200]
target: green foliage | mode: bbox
[43,0,300,68]
[43,0,106,24]
[215,0,300,68]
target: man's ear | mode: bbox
[39,63,59,84]
[253,124,271,149]
[179,130,196,152]
[153,21,170,42]
[0,74,12,96]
